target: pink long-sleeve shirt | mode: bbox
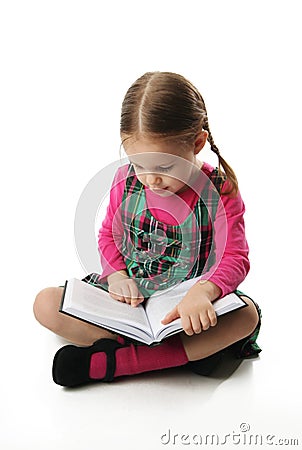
[98,162,250,297]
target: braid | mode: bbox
[205,123,220,156]
[203,117,238,196]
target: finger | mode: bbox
[161,307,179,324]
[128,283,144,307]
[208,308,217,327]
[199,312,210,331]
[109,292,125,302]
[190,315,202,334]
[122,281,141,305]
[181,315,194,336]
[123,285,132,304]
[110,291,128,303]
[130,294,143,307]
[131,297,144,307]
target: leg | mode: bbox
[52,296,260,387]
[181,297,260,361]
[33,287,118,346]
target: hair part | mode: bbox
[121,72,238,195]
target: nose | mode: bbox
[146,173,162,187]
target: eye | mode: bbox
[132,163,174,173]
[158,165,174,173]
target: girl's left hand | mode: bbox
[161,281,221,336]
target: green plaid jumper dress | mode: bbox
[83,164,261,358]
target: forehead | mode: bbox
[128,152,179,167]
[123,136,191,165]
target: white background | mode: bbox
[1,1,301,449]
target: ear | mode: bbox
[194,131,208,155]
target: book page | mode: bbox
[213,292,246,315]
[63,279,152,336]
[145,278,247,340]
[144,278,198,338]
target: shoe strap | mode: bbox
[92,339,124,382]
[103,346,117,382]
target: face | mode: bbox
[123,137,202,196]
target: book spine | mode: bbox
[59,280,68,312]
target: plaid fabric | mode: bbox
[82,164,262,359]
[120,164,224,297]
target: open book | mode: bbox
[60,277,247,345]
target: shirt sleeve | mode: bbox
[206,181,250,297]
[97,165,128,279]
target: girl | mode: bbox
[34,72,261,387]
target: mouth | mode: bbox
[149,186,168,191]
[149,186,171,196]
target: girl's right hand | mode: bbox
[107,270,144,307]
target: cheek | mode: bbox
[136,173,146,185]
[166,177,186,192]
[167,170,190,185]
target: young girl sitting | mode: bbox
[34,71,261,387]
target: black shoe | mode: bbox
[187,350,226,376]
[187,339,252,377]
[52,338,124,387]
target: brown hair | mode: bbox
[120,72,238,195]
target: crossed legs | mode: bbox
[34,287,259,361]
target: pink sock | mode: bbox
[89,335,188,379]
